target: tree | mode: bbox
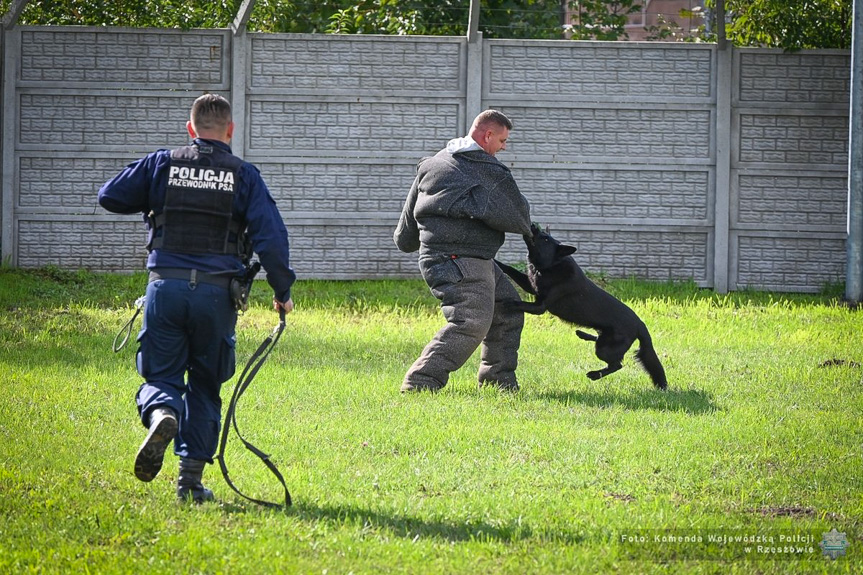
[1,0,565,38]
[643,7,707,43]
[247,0,344,33]
[564,0,642,41]
[325,0,564,39]
[2,0,854,48]
[2,0,242,29]
[325,0,468,35]
[705,0,852,50]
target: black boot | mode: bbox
[177,458,215,503]
[134,407,178,482]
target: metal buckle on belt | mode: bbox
[189,269,197,290]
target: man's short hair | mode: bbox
[472,109,513,132]
[190,93,232,133]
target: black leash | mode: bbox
[113,295,146,353]
[216,307,292,509]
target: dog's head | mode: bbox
[524,224,576,270]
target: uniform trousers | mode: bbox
[135,278,237,462]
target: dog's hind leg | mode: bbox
[586,362,623,381]
[576,330,597,342]
[585,334,631,381]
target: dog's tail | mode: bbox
[635,324,667,390]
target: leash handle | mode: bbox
[113,295,146,352]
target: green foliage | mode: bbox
[257,0,565,38]
[0,0,855,46]
[0,0,561,39]
[565,0,642,41]
[478,0,566,39]
[247,0,341,33]
[322,0,438,35]
[4,0,242,29]
[644,8,708,43]
[705,0,852,49]
[1,0,563,38]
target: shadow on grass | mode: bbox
[536,387,718,415]
[218,500,585,544]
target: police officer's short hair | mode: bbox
[191,94,232,133]
[472,109,513,132]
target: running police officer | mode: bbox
[99,93,296,503]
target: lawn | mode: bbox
[0,267,860,574]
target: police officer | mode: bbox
[98,93,296,503]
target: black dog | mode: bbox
[496,225,667,389]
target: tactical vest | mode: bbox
[150,143,246,257]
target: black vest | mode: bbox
[150,143,245,256]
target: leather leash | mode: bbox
[215,307,292,508]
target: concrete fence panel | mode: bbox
[0,27,850,293]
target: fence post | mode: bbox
[713,41,732,293]
[847,0,863,304]
[1,26,19,266]
[231,1,254,159]
[1,0,29,29]
[465,0,482,133]
[231,32,247,158]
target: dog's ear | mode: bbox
[545,225,550,234]
[557,244,577,257]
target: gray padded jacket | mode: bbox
[394,141,531,259]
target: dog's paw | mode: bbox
[586,370,603,381]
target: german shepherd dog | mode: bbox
[495,225,667,389]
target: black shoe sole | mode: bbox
[134,415,178,482]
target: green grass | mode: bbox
[1,267,860,574]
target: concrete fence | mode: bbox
[0,26,850,292]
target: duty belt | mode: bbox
[148,267,234,289]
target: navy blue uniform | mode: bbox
[99,138,295,462]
